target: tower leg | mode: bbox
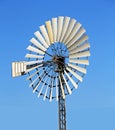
[58,87,66,130]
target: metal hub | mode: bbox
[52,56,65,72]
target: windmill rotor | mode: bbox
[12,16,90,130]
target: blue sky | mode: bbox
[0,0,115,130]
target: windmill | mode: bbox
[12,16,90,130]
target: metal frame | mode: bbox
[12,16,90,130]
[58,72,66,130]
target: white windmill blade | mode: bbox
[26,67,42,80]
[56,76,59,101]
[66,28,86,48]
[62,18,76,43]
[33,73,45,93]
[69,42,90,55]
[49,77,54,102]
[57,16,64,41]
[38,84,44,97]
[69,59,89,65]
[69,50,90,58]
[27,70,39,80]
[43,85,48,101]
[34,31,49,48]
[43,78,51,100]
[39,25,50,46]
[66,66,83,82]
[25,60,43,65]
[33,79,42,93]
[65,22,81,45]
[49,86,53,102]
[29,76,39,87]
[60,16,70,42]
[30,38,47,51]
[59,74,65,99]
[64,70,78,89]
[68,35,88,51]
[27,45,45,55]
[38,78,47,98]
[25,64,43,74]
[29,70,45,87]
[45,20,54,44]
[62,73,72,94]
[68,63,86,74]
[52,17,57,42]
[25,53,44,59]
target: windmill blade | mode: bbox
[27,70,39,80]
[69,50,90,58]
[66,28,86,48]
[67,28,85,50]
[43,78,51,100]
[45,20,54,44]
[25,54,44,59]
[33,78,42,93]
[27,45,45,55]
[69,59,89,65]
[49,77,54,101]
[62,18,76,44]
[25,60,43,65]
[43,85,48,101]
[68,63,86,74]
[69,42,90,55]
[59,74,65,99]
[39,25,50,46]
[33,72,46,93]
[26,67,39,76]
[29,76,39,87]
[62,73,72,94]
[60,16,70,42]
[64,70,78,89]
[29,70,44,87]
[56,76,59,101]
[30,38,47,51]
[26,67,43,80]
[65,22,81,45]
[66,66,83,82]
[34,31,49,48]
[25,64,43,74]
[68,35,88,51]
[57,16,64,41]
[52,17,57,42]
[38,78,47,98]
[49,86,53,102]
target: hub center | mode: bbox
[52,56,65,72]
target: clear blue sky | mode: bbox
[0,0,115,130]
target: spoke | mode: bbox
[45,51,53,57]
[50,44,57,55]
